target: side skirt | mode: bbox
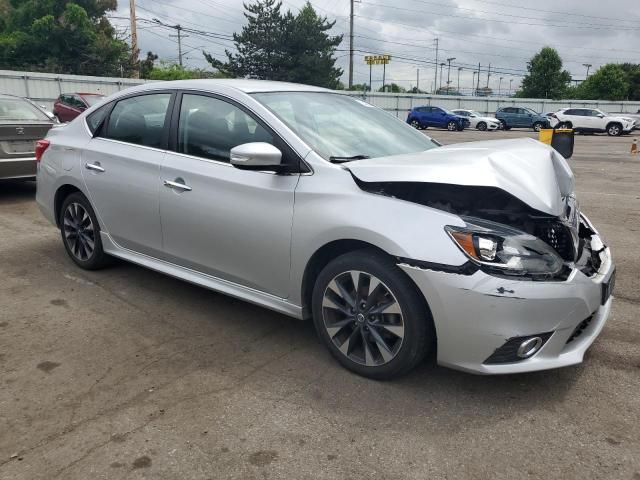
[101,232,304,320]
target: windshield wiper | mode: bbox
[329,155,370,163]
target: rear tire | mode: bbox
[59,192,111,270]
[311,250,433,380]
[500,120,511,130]
[477,121,487,131]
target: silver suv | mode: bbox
[36,80,615,379]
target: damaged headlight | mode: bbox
[446,217,563,276]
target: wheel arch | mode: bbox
[54,184,83,227]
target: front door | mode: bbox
[159,93,299,298]
[81,92,173,257]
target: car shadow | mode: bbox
[0,179,36,202]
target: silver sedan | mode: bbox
[35,80,614,379]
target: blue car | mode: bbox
[406,106,469,131]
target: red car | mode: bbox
[52,93,104,122]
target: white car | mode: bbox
[451,109,501,131]
[549,108,635,136]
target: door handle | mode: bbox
[163,179,192,192]
[85,162,105,172]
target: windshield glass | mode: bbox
[252,92,438,160]
[81,95,104,107]
[0,97,50,121]
[524,108,539,115]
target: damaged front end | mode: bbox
[355,180,605,280]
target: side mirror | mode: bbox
[597,114,604,118]
[230,142,282,171]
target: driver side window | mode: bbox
[177,94,274,163]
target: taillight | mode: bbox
[35,139,50,162]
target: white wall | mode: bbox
[2,69,639,116]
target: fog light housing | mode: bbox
[484,332,553,364]
[516,337,543,358]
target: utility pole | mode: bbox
[439,62,445,93]
[498,76,503,96]
[129,0,139,78]
[349,0,355,89]
[476,63,481,94]
[583,63,592,78]
[445,57,455,94]
[457,67,462,94]
[472,71,476,95]
[169,25,185,67]
[509,78,513,96]
[416,68,420,92]
[433,38,439,94]
[486,62,491,89]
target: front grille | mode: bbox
[484,332,553,364]
[534,222,574,261]
[566,316,593,344]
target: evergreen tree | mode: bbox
[205,0,342,88]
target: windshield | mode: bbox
[524,108,539,115]
[81,94,104,107]
[252,92,438,160]
[0,97,51,121]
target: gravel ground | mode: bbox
[1,129,639,479]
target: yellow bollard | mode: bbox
[539,129,553,145]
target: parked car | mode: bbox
[0,94,55,180]
[407,106,469,131]
[609,110,640,129]
[36,80,614,379]
[451,109,501,131]
[495,106,549,131]
[549,108,635,136]
[53,93,104,122]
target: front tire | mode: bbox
[59,192,111,270]
[532,121,544,132]
[410,119,421,129]
[477,121,487,131]
[311,250,433,380]
[447,120,458,131]
[607,123,622,136]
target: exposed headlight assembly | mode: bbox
[446,217,563,277]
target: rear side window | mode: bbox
[103,93,171,148]
[177,94,274,163]
[565,109,582,116]
[86,104,110,134]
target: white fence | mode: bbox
[2,69,640,116]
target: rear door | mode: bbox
[159,92,299,297]
[81,91,174,257]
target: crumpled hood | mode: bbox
[345,138,574,216]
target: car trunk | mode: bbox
[0,122,53,159]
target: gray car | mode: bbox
[1,94,55,180]
[35,80,615,379]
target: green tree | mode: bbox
[147,61,227,80]
[517,47,571,99]
[0,0,132,76]
[205,0,343,88]
[619,63,640,100]
[348,83,369,91]
[139,51,158,79]
[575,64,629,101]
[378,83,406,93]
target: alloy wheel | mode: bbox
[410,120,420,129]
[63,202,95,261]
[321,271,405,367]
[447,121,458,131]
[608,124,621,136]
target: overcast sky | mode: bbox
[111,0,640,93]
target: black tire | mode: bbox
[532,121,544,132]
[446,120,458,131]
[607,122,622,136]
[477,121,487,131]
[409,119,421,129]
[556,122,571,130]
[59,192,111,270]
[500,120,511,130]
[311,249,433,380]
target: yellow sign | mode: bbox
[365,55,391,65]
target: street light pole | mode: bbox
[498,76,503,96]
[509,79,513,96]
[349,0,354,89]
[439,62,445,93]
[583,63,592,78]
[457,67,462,94]
[416,68,420,92]
[472,71,476,95]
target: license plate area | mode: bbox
[2,140,36,154]
[601,268,616,305]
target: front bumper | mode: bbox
[0,156,36,180]
[486,122,500,130]
[400,247,614,374]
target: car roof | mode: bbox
[124,79,333,94]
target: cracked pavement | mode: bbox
[1,130,639,479]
